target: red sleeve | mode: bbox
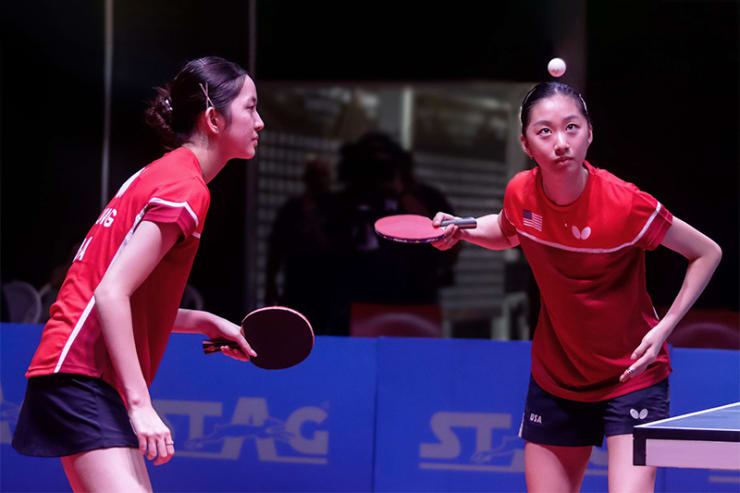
[500,177,522,238]
[633,190,673,251]
[499,207,517,237]
[142,178,210,238]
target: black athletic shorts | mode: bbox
[519,375,670,447]
[12,373,138,457]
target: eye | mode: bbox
[566,123,579,131]
[536,127,551,136]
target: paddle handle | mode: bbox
[202,338,240,354]
[440,217,477,228]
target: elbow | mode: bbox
[93,280,127,307]
[711,241,723,268]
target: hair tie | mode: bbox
[164,97,173,113]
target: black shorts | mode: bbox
[519,375,670,447]
[12,373,138,457]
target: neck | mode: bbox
[540,163,588,206]
[183,137,229,184]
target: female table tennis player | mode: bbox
[432,82,721,493]
[12,56,262,492]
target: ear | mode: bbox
[587,125,593,145]
[204,107,223,134]
[520,135,533,159]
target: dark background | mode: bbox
[2,0,737,323]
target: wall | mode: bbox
[1,324,738,492]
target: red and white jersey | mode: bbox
[500,161,673,402]
[27,148,210,397]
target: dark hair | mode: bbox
[145,56,248,148]
[519,82,591,136]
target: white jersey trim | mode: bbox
[149,197,199,227]
[115,168,144,198]
[515,202,663,254]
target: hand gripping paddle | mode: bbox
[202,306,314,369]
[374,214,477,243]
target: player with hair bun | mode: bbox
[12,56,263,492]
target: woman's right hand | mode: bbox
[128,403,175,465]
[431,212,462,251]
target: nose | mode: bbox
[554,132,569,154]
[255,111,265,131]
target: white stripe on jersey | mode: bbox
[53,205,149,373]
[53,195,200,372]
[149,197,199,227]
[115,168,144,198]
[515,202,664,254]
[53,296,97,373]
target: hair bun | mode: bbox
[144,86,178,149]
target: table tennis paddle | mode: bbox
[374,214,477,243]
[202,306,314,369]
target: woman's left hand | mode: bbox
[175,309,257,361]
[620,325,669,383]
[208,316,257,362]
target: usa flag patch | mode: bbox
[522,210,543,231]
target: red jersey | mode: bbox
[500,161,673,402]
[27,148,210,398]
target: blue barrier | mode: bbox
[1,323,738,492]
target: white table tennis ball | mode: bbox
[548,57,566,77]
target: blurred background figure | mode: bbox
[265,157,337,334]
[328,132,459,337]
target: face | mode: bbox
[219,76,264,160]
[520,94,592,174]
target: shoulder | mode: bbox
[504,167,538,200]
[587,162,662,212]
[586,162,671,249]
[143,149,209,199]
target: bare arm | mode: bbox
[620,216,722,382]
[431,212,519,251]
[94,220,181,465]
[174,308,256,360]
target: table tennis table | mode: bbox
[633,402,740,470]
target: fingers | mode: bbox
[431,225,460,250]
[431,211,454,226]
[619,349,652,383]
[619,365,639,383]
[431,212,461,251]
[146,435,158,460]
[237,337,257,358]
[131,406,175,465]
[154,437,175,466]
[630,340,648,361]
[221,344,252,361]
[138,434,147,456]
[140,433,175,465]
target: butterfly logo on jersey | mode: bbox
[571,225,591,240]
[629,408,649,420]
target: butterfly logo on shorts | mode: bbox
[630,408,649,420]
[571,225,591,240]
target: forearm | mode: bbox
[656,249,722,338]
[459,214,519,250]
[174,308,226,338]
[94,288,151,408]
[655,217,723,339]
